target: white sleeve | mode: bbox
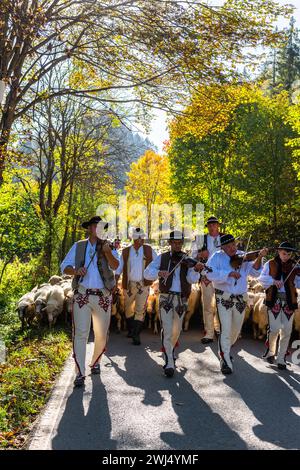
[152,248,158,260]
[60,243,77,274]
[248,261,263,278]
[187,267,200,284]
[144,255,162,281]
[206,253,231,283]
[258,261,274,289]
[115,254,124,276]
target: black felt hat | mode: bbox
[276,241,299,252]
[168,230,184,240]
[206,216,221,226]
[81,216,108,229]
[216,234,236,248]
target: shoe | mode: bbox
[220,361,232,375]
[266,355,275,364]
[201,337,213,344]
[126,317,135,338]
[132,320,144,345]
[74,373,85,387]
[277,363,287,370]
[91,363,100,375]
[164,367,175,377]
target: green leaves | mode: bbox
[168,85,299,244]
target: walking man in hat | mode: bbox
[259,241,300,370]
[193,216,223,344]
[206,234,267,375]
[115,227,157,345]
[61,216,119,387]
[144,230,203,377]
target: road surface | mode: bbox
[28,329,300,450]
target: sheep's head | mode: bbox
[42,304,60,319]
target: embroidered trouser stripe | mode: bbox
[71,297,83,377]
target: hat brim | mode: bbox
[205,221,221,227]
[82,219,107,230]
[216,236,239,248]
[276,246,299,252]
[132,234,146,240]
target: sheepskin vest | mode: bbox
[72,239,115,292]
[122,244,153,289]
[159,251,191,299]
[265,257,298,311]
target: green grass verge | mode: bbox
[0,326,71,449]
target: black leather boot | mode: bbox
[126,316,135,338]
[132,320,144,345]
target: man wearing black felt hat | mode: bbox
[259,241,300,370]
[60,216,119,387]
[206,234,267,375]
[144,230,203,377]
[193,216,224,345]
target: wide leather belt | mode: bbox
[85,288,103,296]
[276,292,287,300]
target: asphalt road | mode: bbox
[28,328,300,450]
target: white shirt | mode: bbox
[259,260,300,292]
[192,234,221,259]
[60,240,119,289]
[115,245,157,282]
[207,234,221,258]
[206,250,262,295]
[144,253,200,293]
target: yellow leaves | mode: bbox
[125,150,174,226]
[68,59,112,90]
[168,84,289,142]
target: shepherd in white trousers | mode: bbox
[206,234,267,375]
[61,216,119,387]
[259,241,300,370]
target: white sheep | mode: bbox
[63,290,74,324]
[48,275,63,285]
[16,291,36,329]
[252,294,268,340]
[42,285,65,327]
[183,283,201,332]
[146,280,159,331]
[34,284,52,322]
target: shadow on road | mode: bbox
[52,338,118,450]
[221,340,300,450]
[109,333,247,450]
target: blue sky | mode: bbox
[144,1,300,153]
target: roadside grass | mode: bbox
[0,320,71,449]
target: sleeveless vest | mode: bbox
[200,233,224,252]
[159,251,191,299]
[265,257,298,311]
[122,244,153,289]
[71,239,116,291]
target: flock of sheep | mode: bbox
[16,275,73,329]
[112,277,300,340]
[16,269,300,342]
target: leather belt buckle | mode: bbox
[86,289,102,296]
